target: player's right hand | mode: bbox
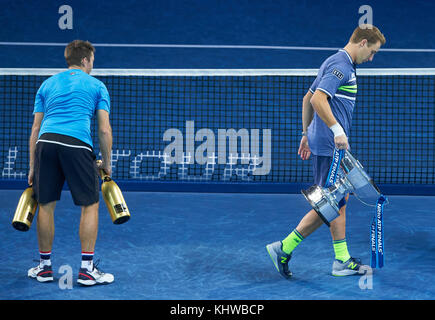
[298,136,311,160]
[96,159,112,177]
[334,134,348,150]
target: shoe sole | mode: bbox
[77,278,114,286]
[332,269,360,276]
[77,280,113,286]
[77,279,97,286]
[37,276,54,282]
[28,274,54,282]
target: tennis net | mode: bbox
[1,68,434,192]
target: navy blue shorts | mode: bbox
[33,133,99,206]
[312,154,347,209]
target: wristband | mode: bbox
[329,123,345,137]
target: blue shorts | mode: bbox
[312,154,348,209]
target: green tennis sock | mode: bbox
[282,229,304,254]
[333,239,351,262]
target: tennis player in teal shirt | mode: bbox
[28,40,114,286]
[267,25,386,278]
[33,65,110,147]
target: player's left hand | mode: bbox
[28,167,34,186]
[334,134,349,150]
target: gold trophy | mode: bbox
[96,160,130,224]
[12,186,38,231]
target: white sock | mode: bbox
[39,251,51,267]
[81,251,94,271]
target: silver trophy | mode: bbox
[302,150,385,226]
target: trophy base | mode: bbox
[301,185,340,227]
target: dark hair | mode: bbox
[64,40,95,67]
[350,25,386,46]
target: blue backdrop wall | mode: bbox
[0,1,434,195]
[0,0,434,68]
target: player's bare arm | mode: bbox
[298,91,314,160]
[310,90,348,150]
[28,112,43,186]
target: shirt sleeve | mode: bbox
[96,83,110,114]
[315,63,347,98]
[33,84,45,114]
[309,74,321,94]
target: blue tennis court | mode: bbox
[1,189,434,300]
